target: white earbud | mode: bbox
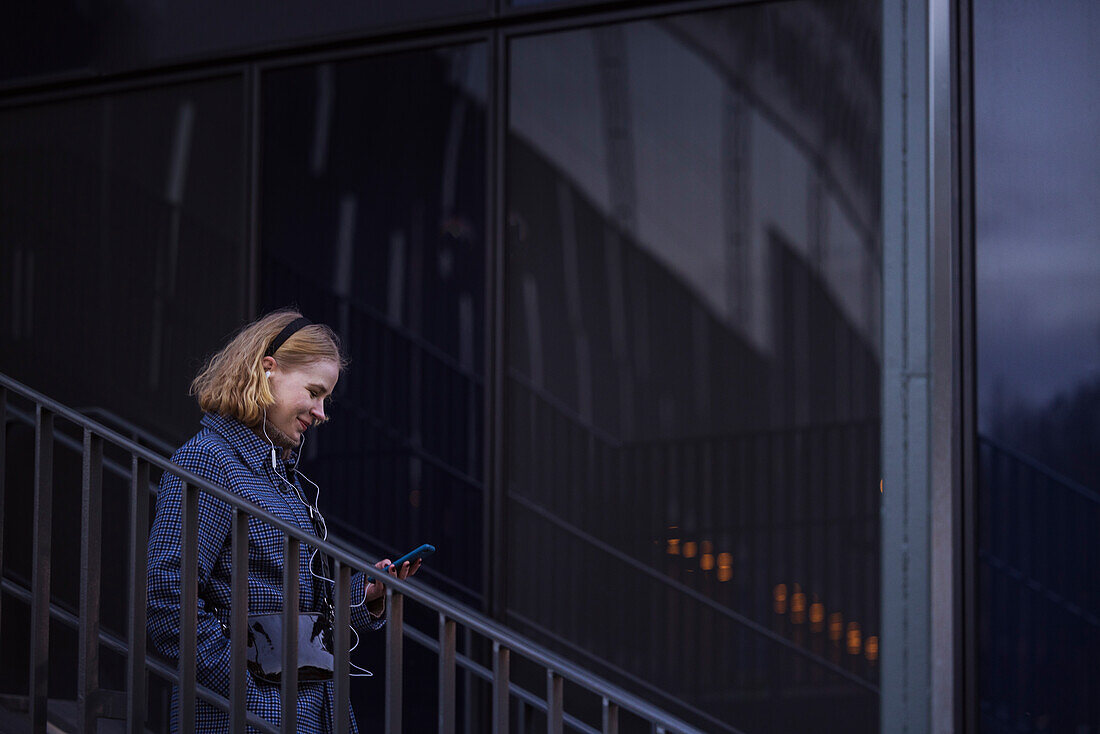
[265,370,272,378]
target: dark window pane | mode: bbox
[0,77,249,443]
[0,78,246,731]
[260,46,488,607]
[975,1,1100,731]
[1,0,487,86]
[506,3,881,732]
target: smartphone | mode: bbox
[368,543,435,583]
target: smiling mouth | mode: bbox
[297,418,311,432]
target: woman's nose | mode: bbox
[311,402,326,422]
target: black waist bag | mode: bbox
[246,613,333,684]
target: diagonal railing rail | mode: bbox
[0,371,704,734]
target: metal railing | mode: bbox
[0,371,703,734]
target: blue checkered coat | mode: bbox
[147,412,384,733]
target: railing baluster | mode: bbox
[493,642,510,734]
[546,671,563,734]
[438,615,456,734]
[282,535,300,733]
[79,430,103,734]
[30,405,54,733]
[333,561,351,734]
[229,509,249,734]
[463,628,474,734]
[180,481,200,732]
[385,588,404,734]
[0,387,6,683]
[127,457,150,734]
[602,698,619,734]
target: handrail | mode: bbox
[0,371,704,734]
[5,402,160,493]
[399,623,602,734]
[76,405,178,456]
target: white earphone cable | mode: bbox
[260,409,375,676]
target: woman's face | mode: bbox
[261,357,339,449]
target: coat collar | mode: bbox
[200,412,300,476]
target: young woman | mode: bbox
[147,310,419,732]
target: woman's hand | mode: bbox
[364,557,423,604]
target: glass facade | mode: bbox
[506,3,881,731]
[0,77,249,443]
[974,0,1100,730]
[0,76,249,716]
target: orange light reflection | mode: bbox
[791,591,807,624]
[866,636,879,661]
[847,622,862,655]
[810,601,825,632]
[717,552,732,582]
[829,612,843,642]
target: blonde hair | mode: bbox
[190,310,348,426]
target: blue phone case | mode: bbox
[368,543,435,583]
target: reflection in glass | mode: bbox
[260,46,488,605]
[0,79,248,722]
[0,79,248,441]
[506,3,881,732]
[975,1,1100,731]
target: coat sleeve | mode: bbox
[146,441,238,696]
[349,572,387,632]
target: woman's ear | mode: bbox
[261,356,277,373]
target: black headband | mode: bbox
[265,317,312,358]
